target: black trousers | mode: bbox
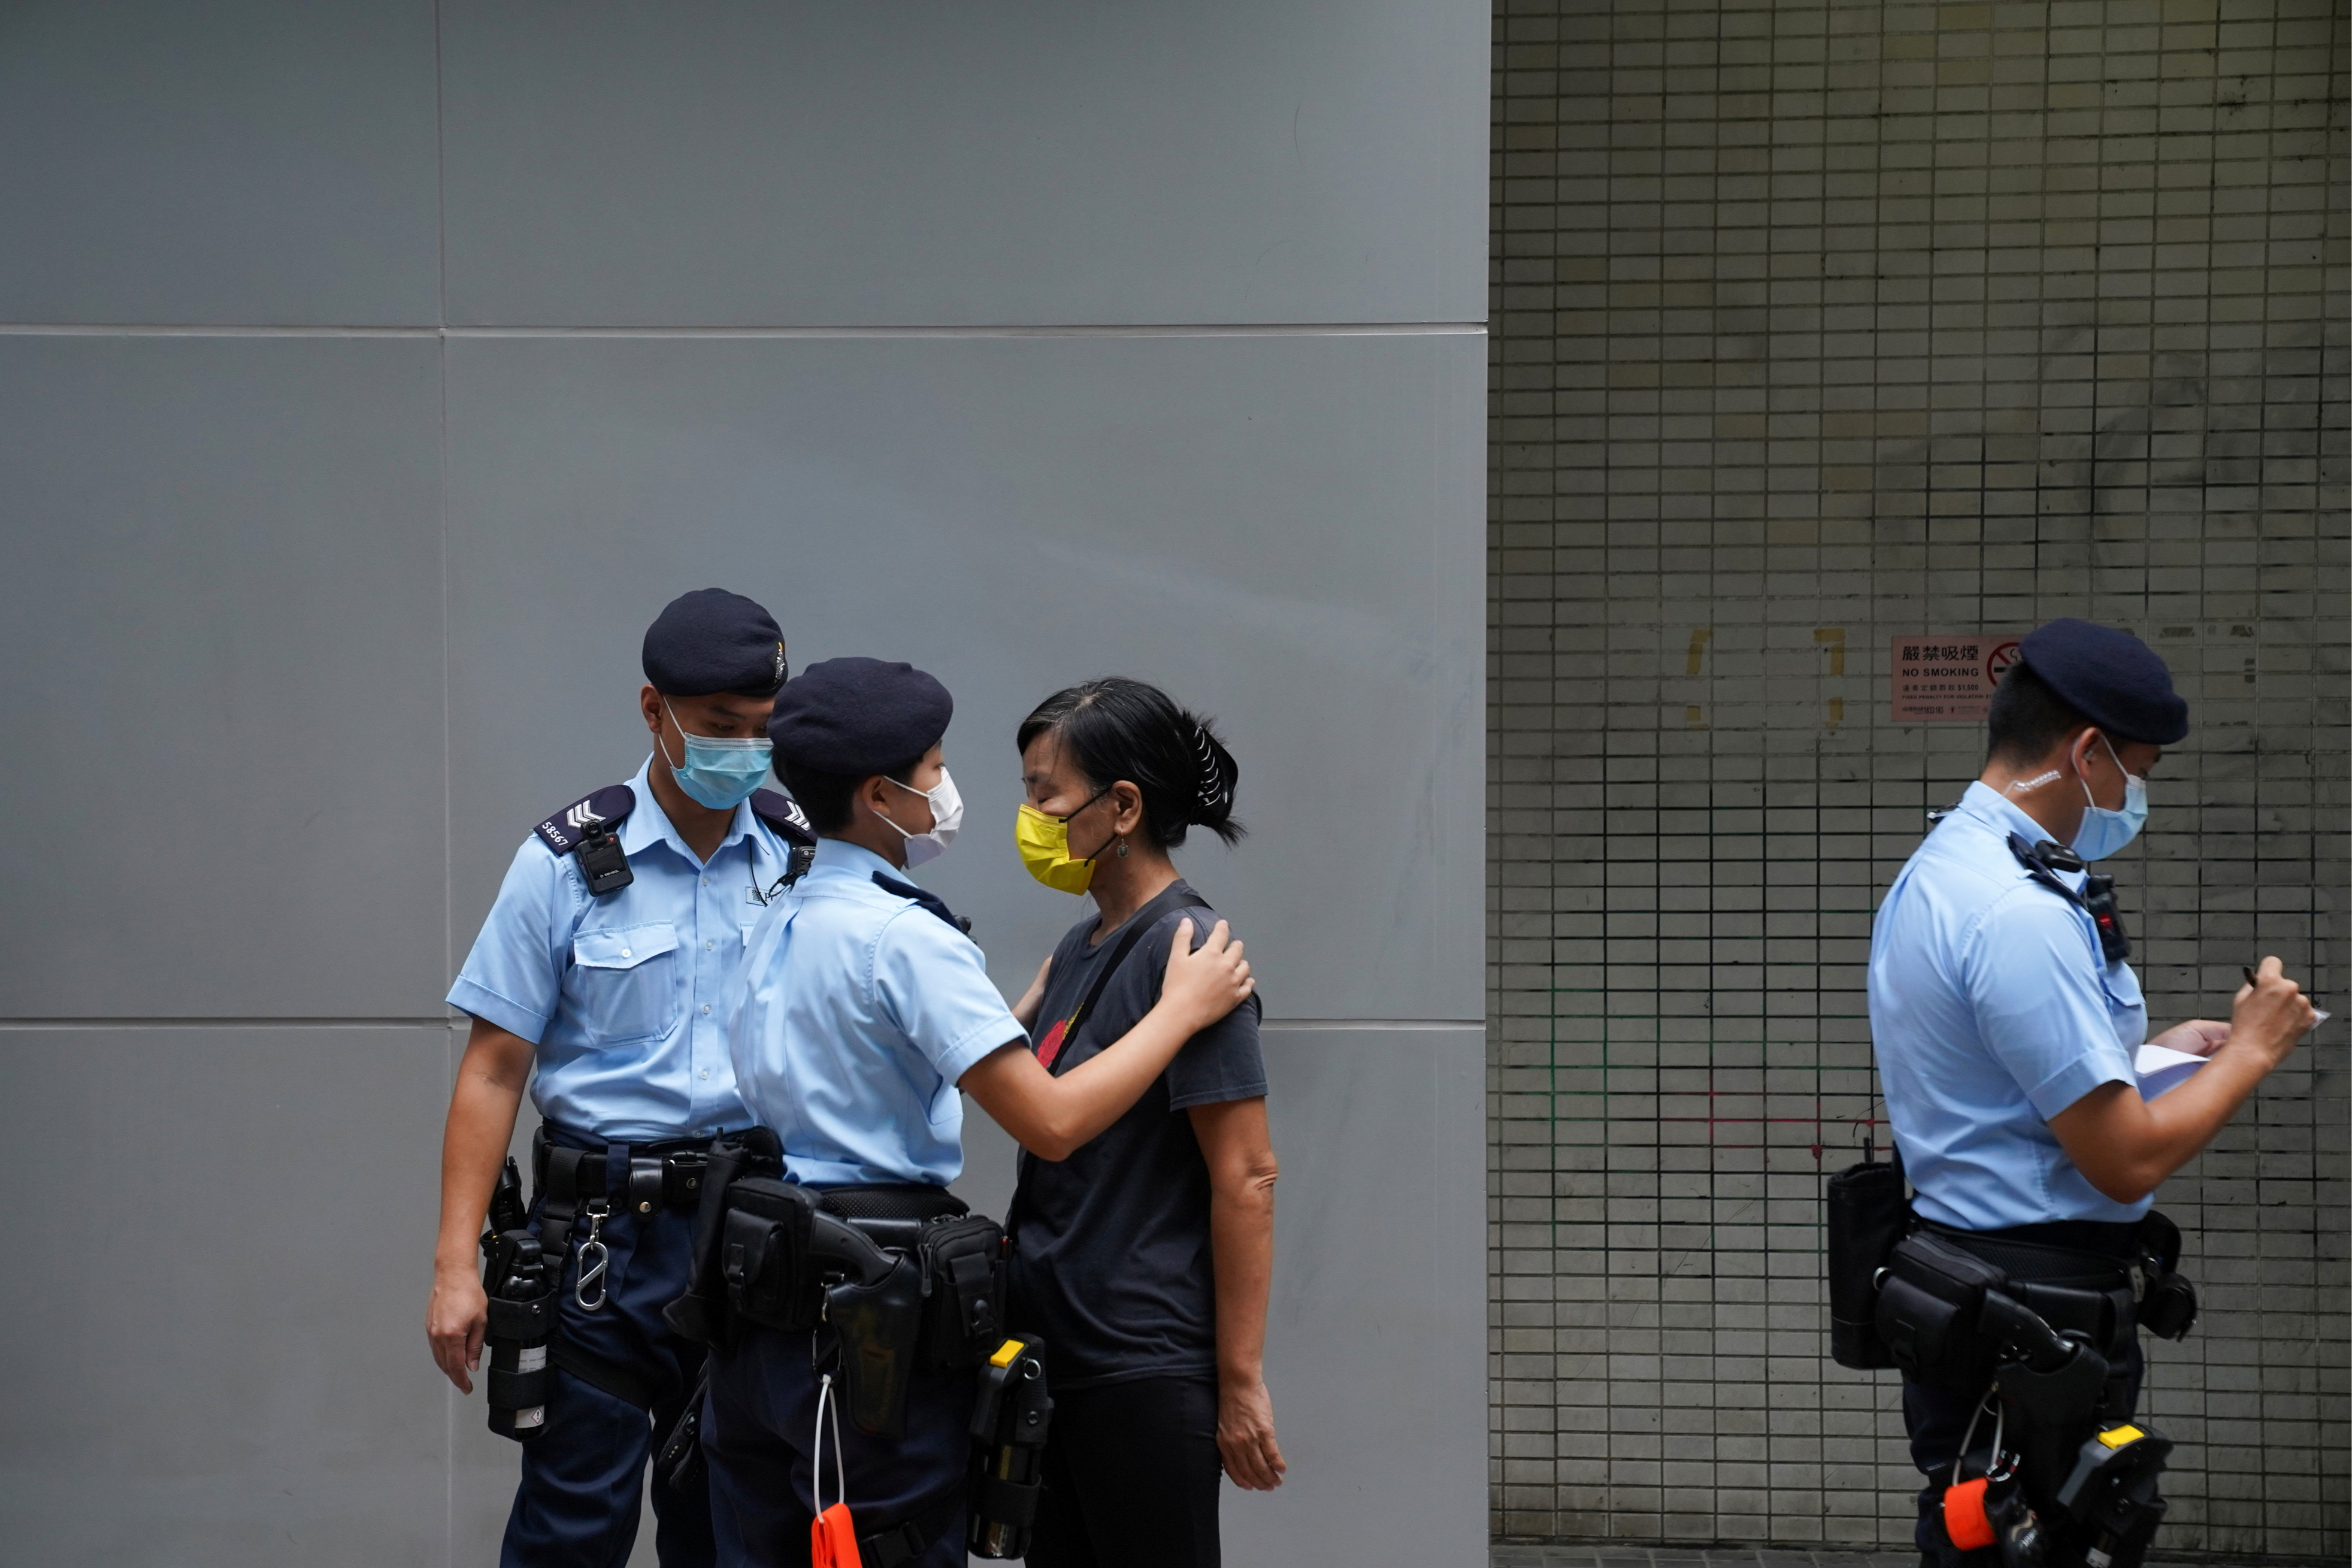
[1025,1375,1223,1568]
[1902,1336,2145,1566]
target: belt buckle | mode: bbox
[628,1157,665,1216]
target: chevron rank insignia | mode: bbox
[749,788,816,846]
[534,784,638,856]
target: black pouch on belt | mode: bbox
[919,1215,1008,1369]
[1824,1146,1909,1369]
[2134,1210,2199,1342]
[721,1177,822,1333]
[1876,1230,2008,1390]
[664,1128,782,1347]
[483,1228,561,1443]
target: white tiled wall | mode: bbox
[1486,0,2348,1552]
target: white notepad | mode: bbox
[2133,1043,2207,1100]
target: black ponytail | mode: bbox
[1016,678,1243,849]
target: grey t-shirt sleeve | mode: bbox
[1142,908,1267,1111]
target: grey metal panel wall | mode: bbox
[443,334,1486,1021]
[0,336,447,1018]
[0,1,441,326]
[0,5,1488,1566]
[0,1028,450,1565]
[438,1,1487,326]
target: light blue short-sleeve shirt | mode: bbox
[448,758,801,1142]
[1867,781,2150,1231]
[730,839,1026,1188]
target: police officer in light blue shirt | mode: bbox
[1868,619,2316,1566]
[427,588,816,1568]
[699,656,1255,1568]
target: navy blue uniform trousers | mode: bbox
[702,1324,972,1568]
[1902,1338,2144,1566]
[503,1131,715,1568]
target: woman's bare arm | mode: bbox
[1191,1095,1285,1490]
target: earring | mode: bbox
[1115,839,1129,858]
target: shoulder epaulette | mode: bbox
[748,788,819,890]
[748,788,816,846]
[2006,832,2129,962]
[535,785,637,897]
[871,871,973,936]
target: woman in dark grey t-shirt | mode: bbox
[1004,677,1286,1568]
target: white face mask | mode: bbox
[877,768,964,868]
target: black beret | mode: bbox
[2018,618,2189,746]
[768,656,953,775]
[641,589,789,697]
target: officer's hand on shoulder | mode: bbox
[1160,918,1254,1031]
[2232,956,2319,1067]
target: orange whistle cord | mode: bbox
[812,1502,861,1568]
[1944,1476,1996,1551]
[809,1373,858,1568]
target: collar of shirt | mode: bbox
[801,835,906,886]
[617,755,761,871]
[1952,778,2078,872]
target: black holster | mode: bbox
[677,1148,1010,1442]
[809,1197,1004,1440]
[823,1251,927,1439]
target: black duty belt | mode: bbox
[535,1127,721,1217]
[815,1182,971,1251]
[1924,1221,2138,1358]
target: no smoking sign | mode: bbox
[1890,635,2021,724]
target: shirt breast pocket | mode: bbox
[569,922,682,1048]
[2100,956,2148,1048]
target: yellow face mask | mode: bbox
[1015,797,1109,894]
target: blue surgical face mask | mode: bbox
[2071,734,2148,860]
[660,701,773,810]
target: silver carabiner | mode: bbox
[574,1200,612,1312]
[1984,1400,2014,1482]
[1952,1384,1999,1478]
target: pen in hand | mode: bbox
[2244,965,2330,1025]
